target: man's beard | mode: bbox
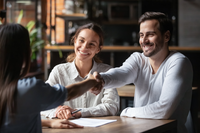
[142,42,164,57]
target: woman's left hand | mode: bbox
[42,119,83,129]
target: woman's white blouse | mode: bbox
[41,60,120,118]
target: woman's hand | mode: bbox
[42,119,83,129]
[55,106,82,119]
[72,111,82,118]
[55,106,73,119]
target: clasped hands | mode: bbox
[66,71,104,101]
[55,105,81,120]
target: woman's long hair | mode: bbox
[66,23,104,63]
[0,24,31,126]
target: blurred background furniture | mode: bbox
[185,87,199,133]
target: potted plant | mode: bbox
[1,10,63,72]
[17,10,45,72]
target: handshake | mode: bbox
[88,71,104,95]
[66,71,104,101]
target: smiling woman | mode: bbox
[67,23,104,64]
[41,23,119,120]
[73,29,102,77]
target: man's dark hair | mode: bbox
[139,12,173,43]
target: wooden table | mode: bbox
[116,85,197,97]
[42,116,177,133]
[117,85,135,97]
[116,85,197,111]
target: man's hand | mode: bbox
[42,119,83,129]
[55,106,82,119]
[89,71,104,95]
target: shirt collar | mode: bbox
[69,60,79,79]
[70,59,98,80]
[90,59,98,74]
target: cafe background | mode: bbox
[0,0,200,131]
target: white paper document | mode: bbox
[70,118,117,127]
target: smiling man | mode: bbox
[93,12,193,133]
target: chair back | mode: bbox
[185,87,199,133]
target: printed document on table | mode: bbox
[70,118,117,127]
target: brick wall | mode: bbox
[46,0,65,44]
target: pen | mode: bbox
[71,109,82,114]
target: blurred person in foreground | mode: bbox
[0,23,101,133]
